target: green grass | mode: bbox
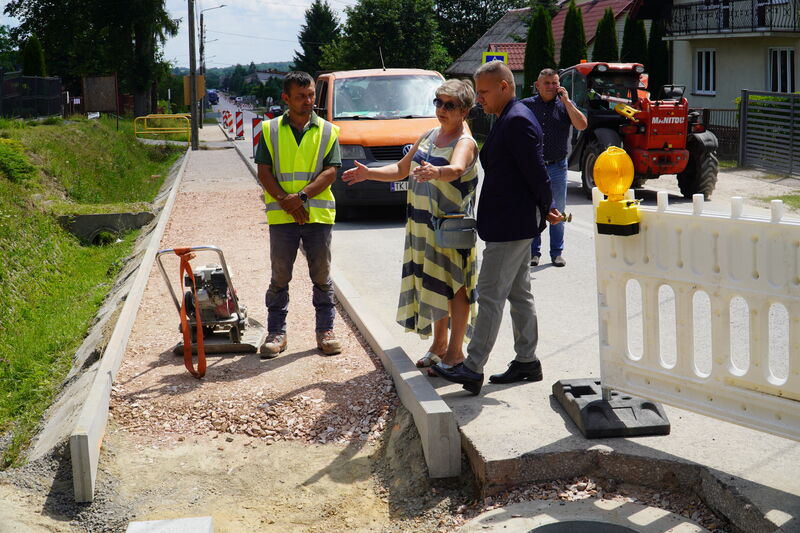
[719,160,737,169]
[0,116,183,467]
[759,193,800,210]
[8,116,183,204]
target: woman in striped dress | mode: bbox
[342,79,479,371]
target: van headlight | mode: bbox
[341,145,367,159]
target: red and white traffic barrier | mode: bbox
[252,117,262,157]
[221,110,229,130]
[228,111,234,134]
[235,111,244,139]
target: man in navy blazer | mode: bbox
[433,61,562,395]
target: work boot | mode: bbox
[316,330,341,355]
[260,333,287,359]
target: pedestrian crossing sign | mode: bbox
[482,52,508,64]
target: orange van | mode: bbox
[314,68,444,217]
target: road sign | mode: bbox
[482,51,508,64]
[183,75,206,103]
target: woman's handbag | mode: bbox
[421,130,477,249]
[431,213,477,249]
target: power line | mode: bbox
[206,29,306,44]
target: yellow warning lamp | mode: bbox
[594,146,641,236]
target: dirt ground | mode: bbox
[0,145,733,532]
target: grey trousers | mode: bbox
[463,238,539,374]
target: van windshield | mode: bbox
[333,75,441,119]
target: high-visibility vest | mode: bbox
[263,114,339,225]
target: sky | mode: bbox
[163,0,358,68]
[0,0,358,69]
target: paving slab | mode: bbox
[126,516,213,533]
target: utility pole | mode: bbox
[198,5,225,130]
[199,12,205,129]
[188,0,199,150]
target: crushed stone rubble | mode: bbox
[110,373,399,447]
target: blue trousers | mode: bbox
[265,223,335,334]
[532,159,567,259]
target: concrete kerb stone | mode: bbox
[69,148,191,503]
[231,139,461,479]
[331,266,461,478]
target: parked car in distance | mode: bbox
[206,90,219,105]
[314,68,444,219]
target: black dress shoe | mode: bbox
[489,360,543,384]
[431,362,484,395]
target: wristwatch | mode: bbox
[298,190,308,203]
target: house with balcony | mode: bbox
[446,0,636,96]
[632,0,800,107]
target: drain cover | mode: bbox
[530,521,639,533]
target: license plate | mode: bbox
[391,181,409,192]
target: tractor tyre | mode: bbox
[581,141,607,199]
[677,135,719,200]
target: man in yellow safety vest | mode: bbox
[254,71,342,357]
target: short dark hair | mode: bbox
[283,71,314,94]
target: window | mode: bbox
[558,71,573,98]
[572,73,588,111]
[768,48,795,93]
[315,80,328,112]
[695,49,716,95]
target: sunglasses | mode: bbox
[433,98,460,111]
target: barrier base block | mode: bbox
[552,379,670,438]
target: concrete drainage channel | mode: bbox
[460,500,708,532]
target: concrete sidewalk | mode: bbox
[223,120,800,533]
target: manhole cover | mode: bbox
[530,521,639,533]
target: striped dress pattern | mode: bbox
[396,128,479,340]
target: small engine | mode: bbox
[184,264,236,323]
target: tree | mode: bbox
[435,0,528,60]
[0,25,20,71]
[559,0,587,69]
[646,19,669,96]
[620,15,647,65]
[226,64,247,94]
[592,8,618,62]
[293,0,340,77]
[523,5,554,98]
[5,0,178,115]
[531,0,559,18]
[21,35,46,76]
[322,0,450,73]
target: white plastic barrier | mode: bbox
[594,188,800,441]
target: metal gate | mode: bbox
[0,71,63,118]
[739,89,800,175]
